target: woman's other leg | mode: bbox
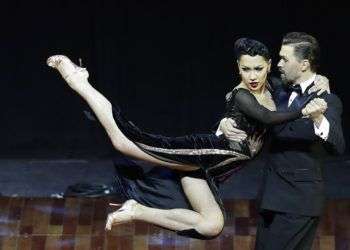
[106,176,224,238]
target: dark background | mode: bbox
[1,0,349,159]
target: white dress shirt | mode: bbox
[288,74,329,140]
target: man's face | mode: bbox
[277,45,302,84]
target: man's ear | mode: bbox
[301,59,310,72]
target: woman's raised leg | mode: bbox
[47,55,198,171]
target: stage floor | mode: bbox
[0,198,349,250]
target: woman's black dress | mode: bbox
[111,87,305,238]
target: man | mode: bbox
[220,32,345,249]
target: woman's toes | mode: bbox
[47,55,89,88]
[47,55,62,68]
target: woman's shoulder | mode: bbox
[231,87,253,100]
[226,87,249,102]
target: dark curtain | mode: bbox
[1,0,348,158]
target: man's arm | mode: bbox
[277,93,345,155]
[319,94,345,154]
[274,74,331,142]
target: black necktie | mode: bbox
[288,84,302,95]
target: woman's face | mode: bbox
[237,55,271,92]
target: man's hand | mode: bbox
[302,98,327,118]
[308,75,330,96]
[247,133,264,156]
[219,118,247,142]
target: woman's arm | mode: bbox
[234,88,301,125]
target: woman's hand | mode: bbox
[302,98,327,117]
[308,75,330,95]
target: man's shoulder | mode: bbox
[319,92,342,106]
[268,75,284,90]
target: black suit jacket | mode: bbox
[258,78,345,216]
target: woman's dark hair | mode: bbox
[234,38,271,61]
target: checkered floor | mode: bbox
[0,198,349,249]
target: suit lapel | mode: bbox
[271,84,290,133]
[273,82,316,135]
[289,82,315,110]
[273,84,290,111]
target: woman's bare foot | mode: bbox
[47,55,89,90]
[105,199,139,231]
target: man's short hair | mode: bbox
[282,32,320,72]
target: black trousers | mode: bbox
[255,209,319,250]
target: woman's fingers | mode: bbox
[302,98,327,116]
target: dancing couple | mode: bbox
[47,32,344,249]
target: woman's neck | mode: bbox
[234,81,275,110]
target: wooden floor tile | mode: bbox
[132,235,149,250]
[62,198,79,235]
[233,235,255,250]
[47,224,63,235]
[235,217,250,236]
[60,235,75,250]
[90,235,105,250]
[105,235,120,250]
[161,231,176,250]
[31,235,46,250]
[50,199,65,226]
[233,200,250,218]
[17,236,32,250]
[219,234,233,250]
[318,201,335,236]
[74,236,91,250]
[78,199,94,226]
[44,235,62,250]
[135,221,149,235]
[32,199,51,235]
[319,236,335,250]
[205,237,220,250]
[189,238,205,250]
[311,237,320,250]
[174,235,190,250]
[8,198,23,222]
[19,199,36,236]
[1,236,17,250]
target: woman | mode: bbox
[47,38,326,239]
